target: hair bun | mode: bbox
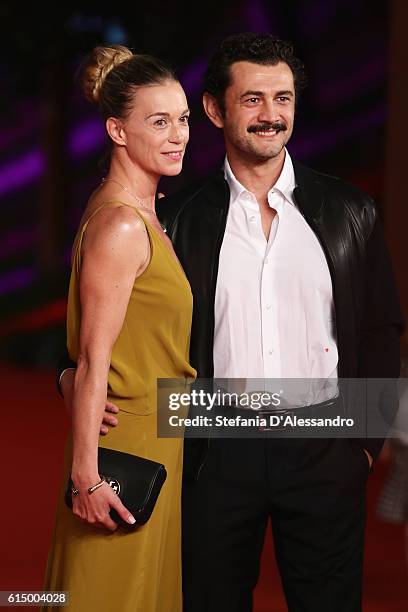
[81,45,134,103]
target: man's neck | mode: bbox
[226,148,286,203]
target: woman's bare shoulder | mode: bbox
[84,202,147,241]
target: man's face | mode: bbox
[220,61,295,162]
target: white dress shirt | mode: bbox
[213,149,338,404]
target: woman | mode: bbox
[43,45,196,611]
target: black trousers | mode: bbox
[182,436,370,612]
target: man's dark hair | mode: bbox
[204,32,308,115]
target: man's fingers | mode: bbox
[102,402,119,432]
[102,414,119,426]
[105,402,119,414]
[100,413,118,435]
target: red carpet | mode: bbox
[1,363,406,611]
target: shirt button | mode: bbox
[249,216,255,222]
[268,349,273,355]
[266,304,271,310]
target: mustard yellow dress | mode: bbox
[43,202,196,612]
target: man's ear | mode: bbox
[202,93,224,128]
[106,117,127,146]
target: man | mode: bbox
[59,33,403,611]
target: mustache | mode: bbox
[247,122,287,134]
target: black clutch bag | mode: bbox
[65,447,167,526]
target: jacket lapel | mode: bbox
[292,160,324,221]
[292,160,338,273]
[171,170,230,377]
[292,159,355,377]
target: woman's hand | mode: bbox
[71,479,136,531]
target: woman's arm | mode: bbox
[70,205,150,530]
[60,368,119,435]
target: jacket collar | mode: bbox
[197,157,325,222]
[223,149,297,208]
[201,167,231,210]
[292,159,325,222]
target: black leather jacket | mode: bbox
[158,160,403,460]
[58,160,403,461]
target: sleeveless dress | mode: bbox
[43,201,196,612]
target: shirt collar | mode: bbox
[223,148,297,208]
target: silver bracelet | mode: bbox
[71,477,105,496]
[58,367,76,397]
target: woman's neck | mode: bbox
[107,157,158,205]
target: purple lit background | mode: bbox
[0,1,390,365]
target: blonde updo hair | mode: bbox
[82,45,133,103]
[80,44,178,120]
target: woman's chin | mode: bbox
[161,163,184,177]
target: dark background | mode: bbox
[0,0,406,368]
[0,4,407,609]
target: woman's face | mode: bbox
[119,80,190,178]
